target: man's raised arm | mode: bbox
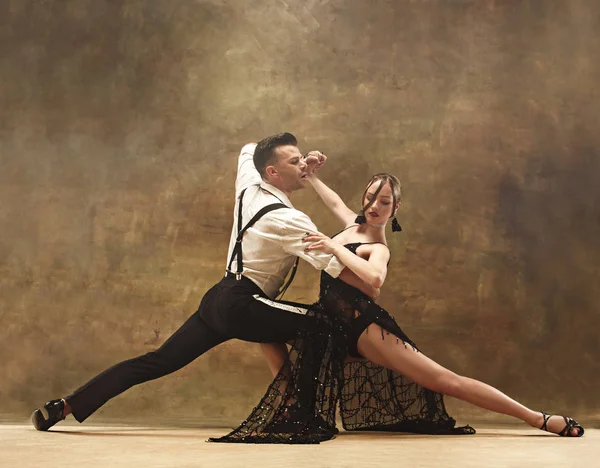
[235,143,261,197]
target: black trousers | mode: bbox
[66,275,317,422]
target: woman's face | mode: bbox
[363,180,397,224]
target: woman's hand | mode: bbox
[303,232,339,255]
[304,150,327,176]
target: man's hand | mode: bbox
[304,150,327,176]
[303,232,339,255]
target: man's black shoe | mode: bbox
[31,399,66,431]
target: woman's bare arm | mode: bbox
[305,233,390,289]
[338,269,380,299]
[307,174,357,227]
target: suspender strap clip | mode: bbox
[276,257,299,300]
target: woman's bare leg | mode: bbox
[259,343,296,413]
[260,343,288,378]
[357,324,581,436]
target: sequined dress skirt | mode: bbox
[209,275,475,443]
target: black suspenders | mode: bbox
[226,188,300,299]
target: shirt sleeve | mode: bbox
[271,210,345,278]
[235,143,261,197]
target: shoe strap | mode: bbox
[540,411,552,431]
[558,416,583,437]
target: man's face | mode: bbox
[267,145,309,193]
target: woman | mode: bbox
[211,162,584,443]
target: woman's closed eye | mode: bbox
[366,195,390,206]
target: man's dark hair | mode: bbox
[253,132,298,178]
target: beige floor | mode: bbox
[1,423,596,468]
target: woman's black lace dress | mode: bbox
[210,243,475,443]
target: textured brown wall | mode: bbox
[1,0,599,425]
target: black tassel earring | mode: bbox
[354,210,366,224]
[391,217,402,232]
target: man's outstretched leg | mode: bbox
[32,310,228,431]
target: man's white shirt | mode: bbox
[224,143,345,299]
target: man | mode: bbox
[32,132,377,431]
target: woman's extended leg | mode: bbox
[357,324,582,436]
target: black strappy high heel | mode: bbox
[540,411,585,437]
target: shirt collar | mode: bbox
[260,181,294,208]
